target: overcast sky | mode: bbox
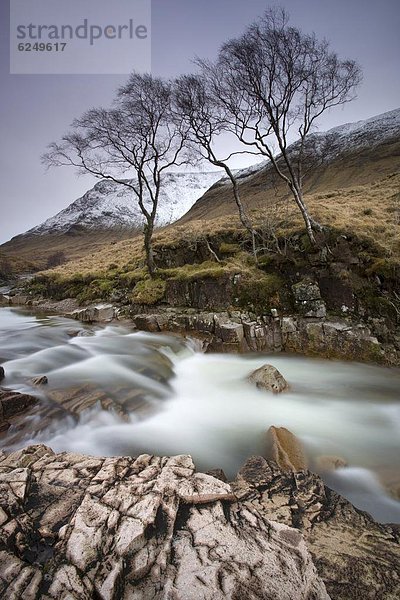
[1,0,399,243]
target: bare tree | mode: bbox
[46,251,66,269]
[43,74,189,277]
[0,255,13,280]
[173,74,260,258]
[200,7,362,244]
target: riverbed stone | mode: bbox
[132,314,160,332]
[248,364,289,393]
[70,304,115,323]
[31,375,48,386]
[46,384,132,418]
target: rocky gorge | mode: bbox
[1,285,398,367]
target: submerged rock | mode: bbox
[31,375,48,386]
[248,363,289,393]
[0,446,329,600]
[267,426,308,471]
[315,455,348,471]
[46,384,136,419]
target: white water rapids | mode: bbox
[1,307,400,523]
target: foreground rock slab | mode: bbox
[235,456,400,600]
[0,446,328,599]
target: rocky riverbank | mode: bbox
[2,289,399,366]
[0,444,399,599]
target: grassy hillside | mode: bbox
[30,169,398,281]
[0,251,34,280]
[0,229,137,273]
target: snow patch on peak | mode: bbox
[308,107,400,156]
[322,108,400,139]
[28,171,224,236]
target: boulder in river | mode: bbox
[267,426,308,471]
[66,328,93,338]
[70,304,114,323]
[248,363,289,393]
[0,445,329,600]
[0,366,4,382]
[0,388,37,423]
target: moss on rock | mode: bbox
[131,278,166,305]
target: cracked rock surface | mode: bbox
[0,445,329,599]
[235,456,400,600]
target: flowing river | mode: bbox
[1,306,400,523]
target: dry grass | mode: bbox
[250,172,400,256]
[0,229,137,273]
[44,171,399,279]
[0,251,33,277]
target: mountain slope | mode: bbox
[180,108,400,223]
[1,171,223,270]
[26,171,223,236]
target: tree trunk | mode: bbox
[290,186,320,245]
[143,220,156,278]
[275,149,322,246]
[228,172,259,262]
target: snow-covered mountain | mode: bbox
[206,108,400,198]
[27,171,224,236]
[302,107,400,162]
[316,108,400,150]
[216,108,400,185]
